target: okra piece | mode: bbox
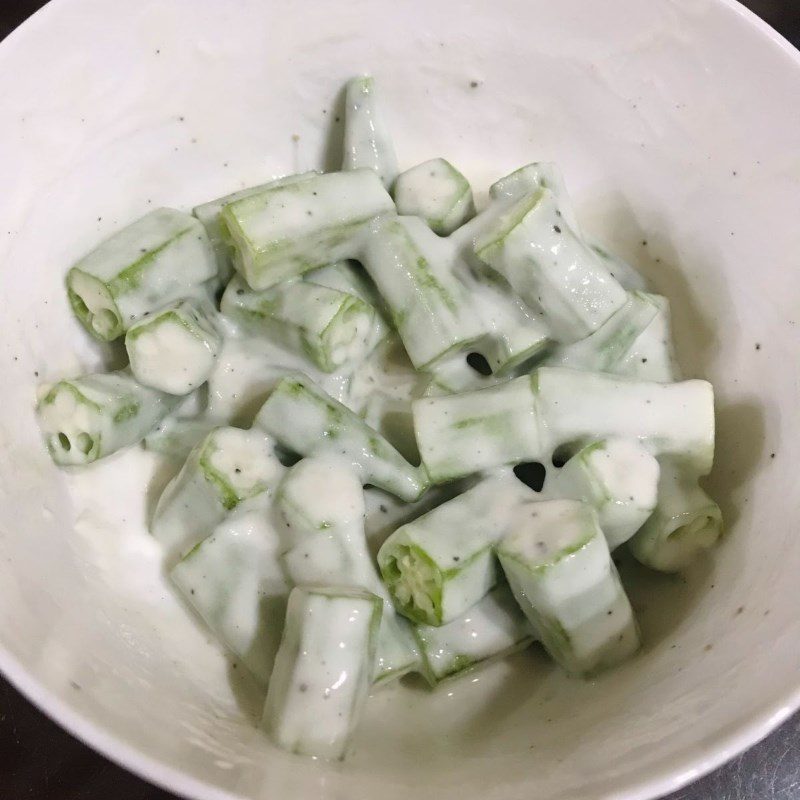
[413,376,543,483]
[615,295,680,382]
[221,275,380,373]
[193,172,317,284]
[497,499,640,676]
[360,214,486,370]
[414,583,534,685]
[474,188,627,343]
[151,427,284,558]
[377,475,531,626]
[37,370,180,466]
[170,494,289,683]
[589,242,648,292]
[66,208,217,341]
[541,292,660,374]
[628,460,723,572]
[361,392,420,465]
[221,169,394,290]
[545,438,660,550]
[144,417,217,461]
[278,457,419,683]
[393,158,475,235]
[305,260,387,314]
[125,298,221,395]
[535,367,715,475]
[262,586,382,760]
[254,375,427,502]
[342,76,398,189]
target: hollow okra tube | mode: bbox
[193,172,317,284]
[413,583,534,686]
[278,457,419,683]
[262,586,382,760]
[474,188,627,343]
[220,169,395,291]
[151,427,285,558]
[170,494,289,683]
[37,370,180,466]
[360,214,486,370]
[66,208,217,341]
[393,158,475,235]
[221,275,381,373]
[377,474,532,626]
[125,298,221,395]
[497,499,640,676]
[628,459,723,572]
[342,76,398,189]
[254,375,427,502]
[544,438,660,550]
[541,293,660,375]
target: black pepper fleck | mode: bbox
[553,225,561,234]
[755,343,761,350]
[470,80,479,88]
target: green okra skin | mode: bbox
[170,494,289,684]
[412,375,544,483]
[497,499,640,676]
[278,457,420,683]
[423,355,502,397]
[254,375,428,502]
[628,459,723,572]
[534,367,715,475]
[66,208,217,341]
[474,188,628,343]
[262,586,382,761]
[614,294,680,382]
[342,76,398,189]
[37,370,181,466]
[144,416,218,461]
[125,298,221,395]
[305,260,389,322]
[220,169,395,291]
[377,474,532,626]
[541,292,660,375]
[544,438,660,550]
[413,583,534,686]
[360,391,420,465]
[393,158,475,235]
[151,426,285,559]
[193,172,318,285]
[360,214,487,370]
[221,275,381,373]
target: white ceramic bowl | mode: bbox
[1,1,799,798]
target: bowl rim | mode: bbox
[1,0,799,798]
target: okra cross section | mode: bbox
[66,208,217,341]
[262,586,382,760]
[37,370,180,466]
[497,499,640,676]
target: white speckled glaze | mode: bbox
[0,1,798,798]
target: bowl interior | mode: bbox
[0,1,799,799]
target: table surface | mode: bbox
[2,1,799,798]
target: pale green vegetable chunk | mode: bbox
[144,417,217,461]
[474,188,627,343]
[263,586,382,760]
[393,158,475,235]
[37,370,180,466]
[360,215,486,370]
[342,76,398,189]
[628,460,723,571]
[151,427,284,559]
[541,292,660,374]
[125,298,221,395]
[497,499,640,676]
[361,392,419,465]
[221,275,381,373]
[413,583,534,685]
[545,438,660,550]
[377,475,531,626]
[254,375,427,502]
[67,208,217,341]
[615,295,680,382]
[305,260,387,315]
[278,457,419,683]
[221,169,394,290]
[194,172,317,284]
[170,494,289,683]
[413,376,543,483]
[589,242,648,292]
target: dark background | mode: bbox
[1,1,799,798]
